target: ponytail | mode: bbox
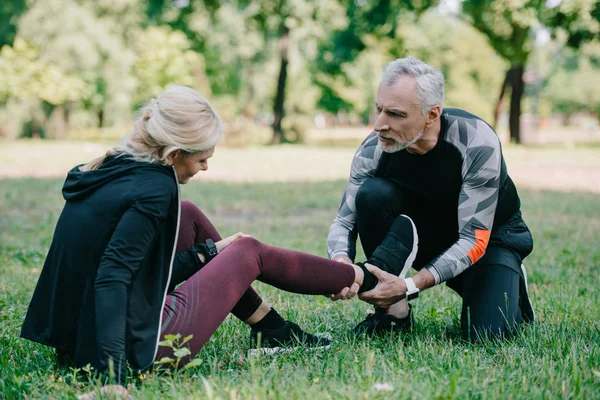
[80,86,222,172]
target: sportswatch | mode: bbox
[403,277,419,301]
[192,238,219,263]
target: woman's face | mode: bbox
[170,147,215,184]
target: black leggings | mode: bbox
[356,177,532,340]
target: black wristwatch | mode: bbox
[192,238,219,263]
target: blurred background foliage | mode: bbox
[0,0,598,144]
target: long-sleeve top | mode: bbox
[21,154,196,384]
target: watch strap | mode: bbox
[404,277,419,301]
[191,239,219,263]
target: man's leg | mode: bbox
[353,178,457,335]
[355,178,410,258]
[353,179,419,333]
[447,247,525,341]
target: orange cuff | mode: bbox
[467,229,491,264]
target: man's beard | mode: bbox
[379,129,424,153]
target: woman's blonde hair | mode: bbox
[82,86,222,171]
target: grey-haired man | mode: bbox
[327,56,534,340]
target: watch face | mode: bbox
[407,291,419,301]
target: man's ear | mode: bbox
[165,150,181,166]
[427,105,442,125]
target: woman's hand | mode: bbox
[215,232,252,252]
[77,384,130,400]
[329,260,363,302]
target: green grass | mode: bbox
[1,178,599,399]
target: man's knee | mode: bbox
[355,177,400,214]
[462,302,521,341]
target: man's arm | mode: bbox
[327,132,381,262]
[361,119,502,304]
[426,120,502,284]
[359,264,435,307]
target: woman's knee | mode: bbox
[228,236,262,254]
[181,200,203,220]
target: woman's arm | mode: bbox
[94,190,172,385]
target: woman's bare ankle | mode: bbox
[244,302,271,325]
[351,264,364,288]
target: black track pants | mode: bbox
[355,177,534,340]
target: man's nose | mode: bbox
[374,113,388,132]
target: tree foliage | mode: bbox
[0,0,597,141]
[541,42,600,121]
[462,0,599,143]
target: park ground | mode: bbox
[0,139,599,399]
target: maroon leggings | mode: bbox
[156,201,355,363]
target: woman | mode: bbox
[20,86,365,396]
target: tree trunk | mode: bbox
[508,65,524,144]
[271,26,290,145]
[493,69,510,130]
[51,106,67,139]
[98,108,104,128]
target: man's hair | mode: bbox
[381,56,445,115]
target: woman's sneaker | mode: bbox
[249,321,331,356]
[353,306,414,337]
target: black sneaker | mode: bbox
[353,306,414,337]
[372,214,419,278]
[249,321,331,356]
[358,214,419,292]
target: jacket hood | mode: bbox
[63,154,172,201]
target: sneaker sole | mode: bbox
[248,343,332,357]
[398,214,419,279]
[247,333,332,357]
[521,263,536,321]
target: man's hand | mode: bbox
[358,263,406,307]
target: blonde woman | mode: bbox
[21,86,365,396]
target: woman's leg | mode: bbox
[157,237,356,364]
[176,201,264,322]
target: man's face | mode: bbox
[374,75,428,153]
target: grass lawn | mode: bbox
[0,175,599,399]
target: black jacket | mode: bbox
[21,155,204,383]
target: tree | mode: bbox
[313,0,437,116]
[0,0,27,48]
[462,0,600,143]
[17,0,135,132]
[241,0,345,143]
[0,39,88,137]
[131,26,207,108]
[147,0,344,143]
[541,42,600,123]
[399,10,507,122]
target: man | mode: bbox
[327,56,534,340]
